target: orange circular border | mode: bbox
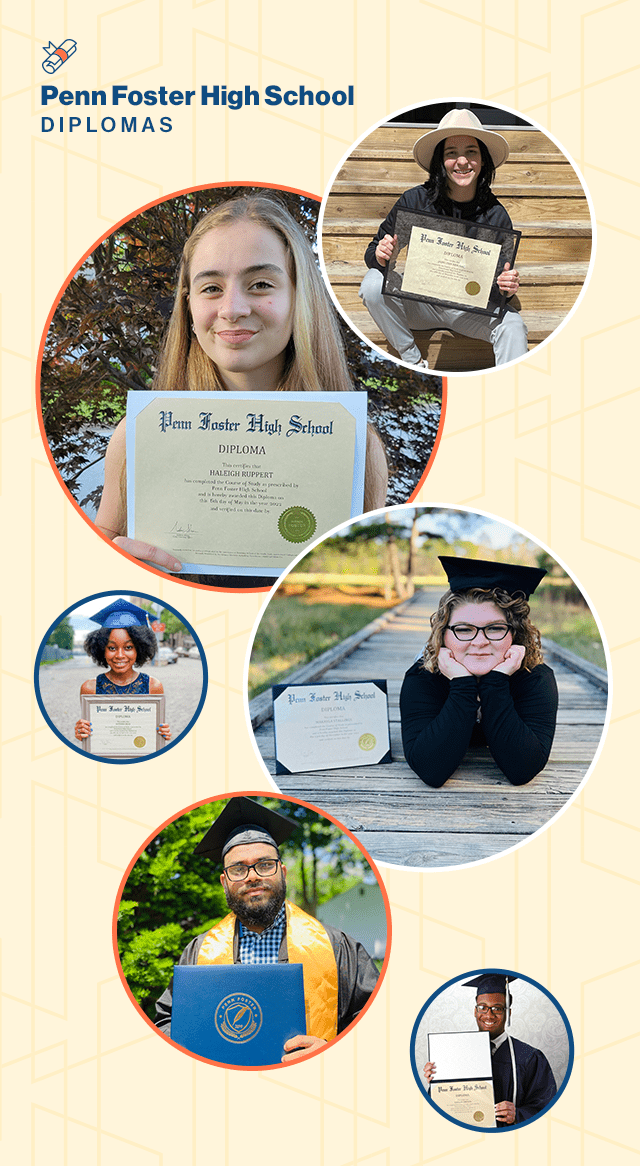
[35,179,447,594]
[111,788,392,1070]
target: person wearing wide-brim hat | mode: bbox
[359,107,529,370]
[154,797,380,1063]
[399,558,558,787]
[74,598,171,744]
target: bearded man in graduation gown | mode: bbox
[155,797,380,1062]
[424,974,557,1126]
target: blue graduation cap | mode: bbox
[88,598,154,629]
[463,973,518,1027]
[439,557,546,599]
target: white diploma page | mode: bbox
[428,1030,492,1081]
[428,1030,495,1129]
[272,680,391,774]
[402,224,502,310]
[126,391,367,576]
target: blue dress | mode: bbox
[95,672,150,695]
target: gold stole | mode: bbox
[197,900,339,1040]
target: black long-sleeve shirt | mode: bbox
[400,661,558,788]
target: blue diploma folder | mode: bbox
[170,963,307,1066]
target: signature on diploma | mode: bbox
[168,521,197,538]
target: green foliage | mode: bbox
[529,594,604,666]
[47,616,74,650]
[40,187,442,511]
[117,797,373,1018]
[249,599,388,697]
[159,608,187,635]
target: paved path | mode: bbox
[251,590,608,869]
[38,654,204,747]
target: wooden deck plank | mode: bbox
[251,589,607,867]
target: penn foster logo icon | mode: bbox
[42,39,77,74]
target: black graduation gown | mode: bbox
[400,661,558,788]
[492,1037,557,1126]
[155,913,379,1036]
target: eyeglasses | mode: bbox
[223,858,281,882]
[447,622,511,642]
[475,1004,506,1016]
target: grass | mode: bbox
[528,596,605,667]
[248,596,396,698]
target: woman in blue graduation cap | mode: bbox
[400,558,558,787]
[74,598,171,743]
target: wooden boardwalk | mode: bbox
[250,589,608,869]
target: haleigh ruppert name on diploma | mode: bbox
[272,680,392,774]
[126,390,367,576]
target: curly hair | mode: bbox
[422,586,544,673]
[424,138,496,212]
[84,626,157,669]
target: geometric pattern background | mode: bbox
[2,1,638,1161]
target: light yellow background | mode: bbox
[4,1,638,1162]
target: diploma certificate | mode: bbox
[431,1080,496,1127]
[428,1030,496,1128]
[383,209,520,315]
[80,693,166,758]
[272,679,391,774]
[126,391,367,575]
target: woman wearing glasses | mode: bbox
[400,558,558,788]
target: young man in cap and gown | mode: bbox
[359,108,528,368]
[155,798,380,1062]
[424,975,557,1126]
[400,558,558,787]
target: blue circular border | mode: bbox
[34,588,208,765]
[409,966,574,1133]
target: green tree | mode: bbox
[117,798,373,1017]
[39,187,442,511]
[47,617,74,651]
[159,608,187,635]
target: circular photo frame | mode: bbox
[410,967,574,1131]
[37,181,445,594]
[113,790,390,1069]
[34,588,207,764]
[245,502,610,871]
[319,97,595,376]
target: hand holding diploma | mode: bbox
[496,261,520,295]
[281,1034,328,1062]
[375,233,398,265]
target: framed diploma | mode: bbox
[382,208,521,315]
[126,391,368,576]
[427,1031,496,1128]
[272,679,391,774]
[80,693,166,758]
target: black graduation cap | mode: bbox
[439,557,546,599]
[89,598,154,629]
[463,974,518,995]
[193,797,297,864]
[463,973,518,1026]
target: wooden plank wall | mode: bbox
[322,126,592,372]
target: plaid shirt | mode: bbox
[237,902,286,964]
